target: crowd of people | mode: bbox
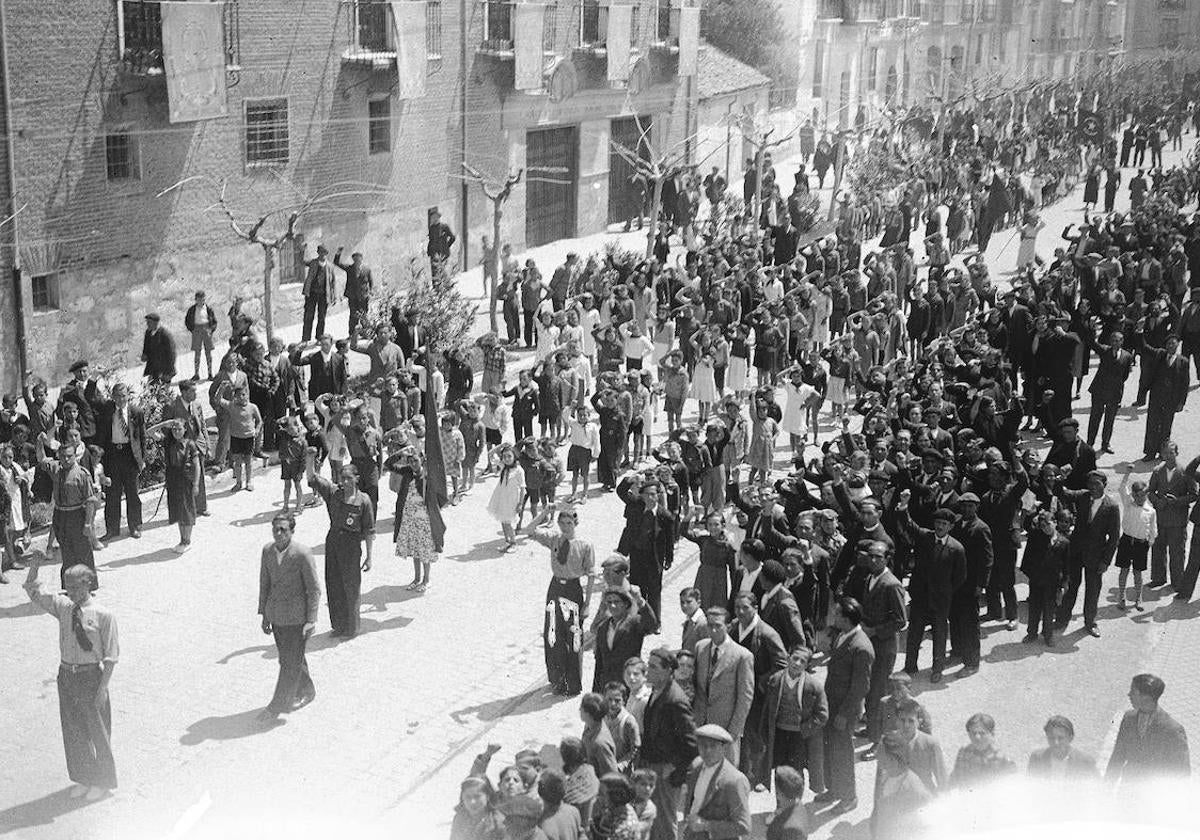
[7,74,1200,834]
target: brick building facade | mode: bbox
[0,0,698,390]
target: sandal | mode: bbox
[405,581,421,591]
[416,583,427,593]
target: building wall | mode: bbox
[697,86,770,192]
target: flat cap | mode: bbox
[695,724,733,744]
[145,312,160,321]
[958,492,981,504]
[498,796,543,820]
[69,360,89,373]
[601,553,630,571]
[932,508,958,523]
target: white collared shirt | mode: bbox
[690,761,721,814]
[1121,499,1158,543]
[739,567,761,594]
[736,614,760,642]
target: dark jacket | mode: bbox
[759,586,808,652]
[680,758,752,840]
[640,680,698,787]
[899,509,967,614]
[184,304,217,334]
[952,516,994,592]
[860,569,907,641]
[592,605,658,693]
[1020,530,1070,590]
[824,624,873,721]
[93,399,147,466]
[1106,706,1190,781]
[1058,489,1121,569]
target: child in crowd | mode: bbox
[566,405,600,502]
[216,383,262,492]
[622,658,651,730]
[602,680,641,773]
[457,400,485,494]
[277,414,309,515]
[660,352,690,433]
[84,444,108,551]
[439,411,466,503]
[630,768,658,840]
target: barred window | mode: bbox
[427,0,443,69]
[105,131,138,181]
[245,99,289,167]
[368,98,391,154]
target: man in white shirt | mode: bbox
[1117,478,1158,611]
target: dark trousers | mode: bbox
[1151,525,1187,586]
[57,665,117,789]
[1057,560,1102,628]
[54,508,96,588]
[1087,394,1120,448]
[597,433,621,488]
[514,414,534,441]
[195,468,208,516]
[325,532,362,636]
[503,305,520,343]
[1176,528,1200,598]
[904,602,949,675]
[627,554,662,633]
[822,710,856,800]
[1144,395,1179,458]
[103,446,142,535]
[739,700,769,786]
[522,310,537,347]
[347,298,368,336]
[1027,584,1058,640]
[772,728,825,793]
[948,589,981,667]
[864,635,897,741]
[985,549,1019,621]
[302,295,328,341]
[267,624,314,714]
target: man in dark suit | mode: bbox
[815,596,873,814]
[1034,315,1081,431]
[730,591,787,787]
[829,473,894,596]
[859,540,907,744]
[897,497,965,682]
[1148,441,1197,588]
[949,493,993,675]
[1027,715,1098,779]
[301,244,338,341]
[1000,288,1034,393]
[693,607,755,766]
[293,334,348,400]
[58,360,99,444]
[1055,471,1121,637]
[1106,673,1190,782]
[1140,333,1191,459]
[979,459,1028,625]
[680,587,712,654]
[1085,328,1135,454]
[727,538,769,618]
[766,766,811,840]
[592,588,657,692]
[639,647,698,840]
[166,379,211,517]
[1043,418,1097,492]
[617,476,676,632]
[758,560,808,652]
[763,646,828,796]
[256,513,321,725]
[681,724,752,840]
[333,247,374,336]
[93,383,146,541]
[427,209,457,278]
[140,313,177,384]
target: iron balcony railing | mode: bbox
[479,0,559,56]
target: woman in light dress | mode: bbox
[487,444,526,552]
[1016,212,1046,272]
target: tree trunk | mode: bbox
[753,152,765,242]
[490,199,502,334]
[262,245,276,339]
[645,176,664,259]
[826,142,846,222]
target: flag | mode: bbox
[1077,109,1104,146]
[391,1,428,99]
[161,1,228,123]
[421,359,448,552]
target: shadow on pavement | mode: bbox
[443,537,524,563]
[101,547,181,569]
[450,685,564,724]
[360,584,424,612]
[230,509,288,528]
[179,708,281,745]
[0,787,97,835]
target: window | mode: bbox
[105,131,138,181]
[581,0,605,46]
[357,0,391,51]
[278,237,303,285]
[427,0,443,68]
[31,273,60,312]
[368,98,391,154]
[867,47,879,90]
[812,40,825,98]
[975,33,983,64]
[245,99,289,167]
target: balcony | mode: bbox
[118,0,240,76]
[576,0,608,54]
[649,0,678,49]
[343,0,395,66]
[818,0,844,19]
[477,1,559,60]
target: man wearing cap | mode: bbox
[497,793,545,839]
[183,292,217,382]
[681,724,752,839]
[93,383,146,541]
[896,492,965,682]
[141,312,177,385]
[693,607,754,766]
[999,288,1034,395]
[640,647,697,840]
[1043,418,1096,492]
[166,378,210,517]
[859,540,906,744]
[333,247,373,336]
[949,493,993,674]
[617,476,675,633]
[1054,471,1120,637]
[301,244,337,342]
[592,588,657,692]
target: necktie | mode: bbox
[71,604,94,653]
[555,538,571,569]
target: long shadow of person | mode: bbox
[179,707,283,745]
[0,788,98,835]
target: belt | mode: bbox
[1125,536,1149,545]
[112,443,131,450]
[60,662,101,673]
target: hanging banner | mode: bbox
[678,5,700,76]
[515,3,548,91]
[162,1,228,123]
[391,1,428,99]
[607,3,633,83]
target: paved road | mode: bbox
[3,141,1200,840]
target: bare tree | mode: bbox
[726,113,799,234]
[460,163,523,333]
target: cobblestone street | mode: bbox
[3,143,1200,840]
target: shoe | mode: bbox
[1005,620,1017,631]
[1101,446,1114,454]
[903,666,918,675]
[291,693,315,711]
[1022,633,1038,643]
[1086,625,1101,638]
[84,787,107,802]
[67,783,88,799]
[960,665,980,677]
[860,748,877,762]
[129,529,141,539]
[812,791,838,804]
[930,671,943,683]
[245,484,254,492]
[1148,580,1167,588]
[198,511,211,517]
[1118,600,1127,610]
[0,572,8,584]
[830,798,858,816]
[1044,636,1055,647]
[103,532,119,542]
[1134,603,1145,611]
[172,543,189,555]
[1174,593,1191,601]
[1132,401,1145,408]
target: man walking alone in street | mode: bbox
[256,513,320,725]
[24,551,119,801]
[334,247,374,337]
[301,244,337,342]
